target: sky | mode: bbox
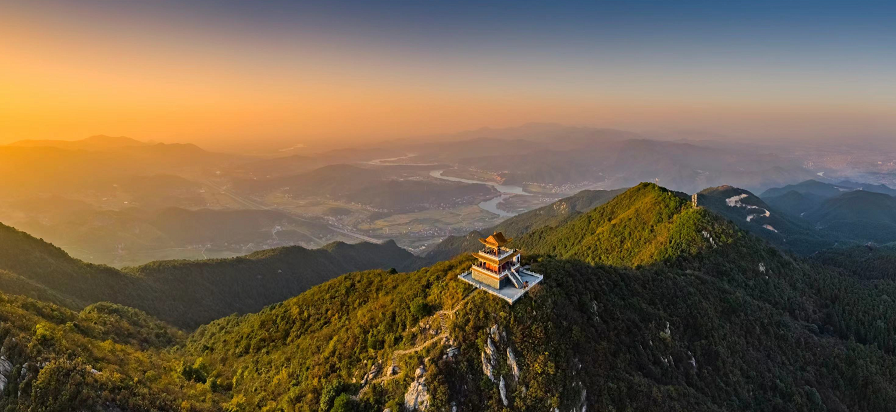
[2,0,895,151]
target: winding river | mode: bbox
[429,170,529,217]
[365,156,530,217]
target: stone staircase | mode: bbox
[507,268,525,288]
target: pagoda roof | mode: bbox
[479,231,511,248]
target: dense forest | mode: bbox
[3,183,896,410]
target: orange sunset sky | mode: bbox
[2,1,895,151]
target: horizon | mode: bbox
[3,0,896,150]
[7,3,896,409]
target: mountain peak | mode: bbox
[514,182,735,267]
[7,135,148,150]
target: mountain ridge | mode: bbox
[3,183,896,410]
[0,221,419,328]
[177,182,896,411]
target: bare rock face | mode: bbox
[579,387,587,412]
[481,351,495,382]
[0,356,11,392]
[499,376,508,406]
[387,363,399,377]
[569,384,587,412]
[361,363,380,386]
[404,365,430,411]
[486,337,497,363]
[481,336,499,382]
[507,347,519,382]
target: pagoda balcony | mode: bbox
[473,248,520,265]
[478,247,517,259]
[471,261,521,278]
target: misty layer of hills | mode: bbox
[3,183,896,411]
[0,125,842,269]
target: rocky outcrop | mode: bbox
[404,365,430,411]
[481,336,498,382]
[0,356,11,392]
[361,363,380,386]
[479,324,529,407]
[499,376,508,406]
[568,383,588,412]
[507,347,519,382]
[578,387,587,412]
[481,351,495,382]
[660,321,672,341]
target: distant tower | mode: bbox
[692,193,699,208]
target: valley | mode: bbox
[5,127,896,268]
[5,3,896,410]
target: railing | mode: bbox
[472,261,521,277]
[478,248,516,259]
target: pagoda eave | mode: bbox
[472,250,520,265]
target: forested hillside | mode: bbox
[695,185,838,255]
[4,183,896,411]
[424,188,625,263]
[178,183,896,411]
[802,191,896,243]
[0,294,219,411]
[761,180,896,246]
[515,183,723,266]
[811,244,896,281]
[0,222,419,328]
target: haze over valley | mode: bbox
[5,1,896,411]
[2,125,894,267]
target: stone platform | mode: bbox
[458,267,543,304]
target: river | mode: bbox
[429,170,529,217]
[366,158,530,217]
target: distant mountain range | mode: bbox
[367,124,817,193]
[0,141,240,199]
[761,179,896,245]
[0,221,419,328]
[6,135,150,150]
[3,128,891,272]
[695,185,838,255]
[2,205,337,266]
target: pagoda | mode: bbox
[458,231,543,304]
